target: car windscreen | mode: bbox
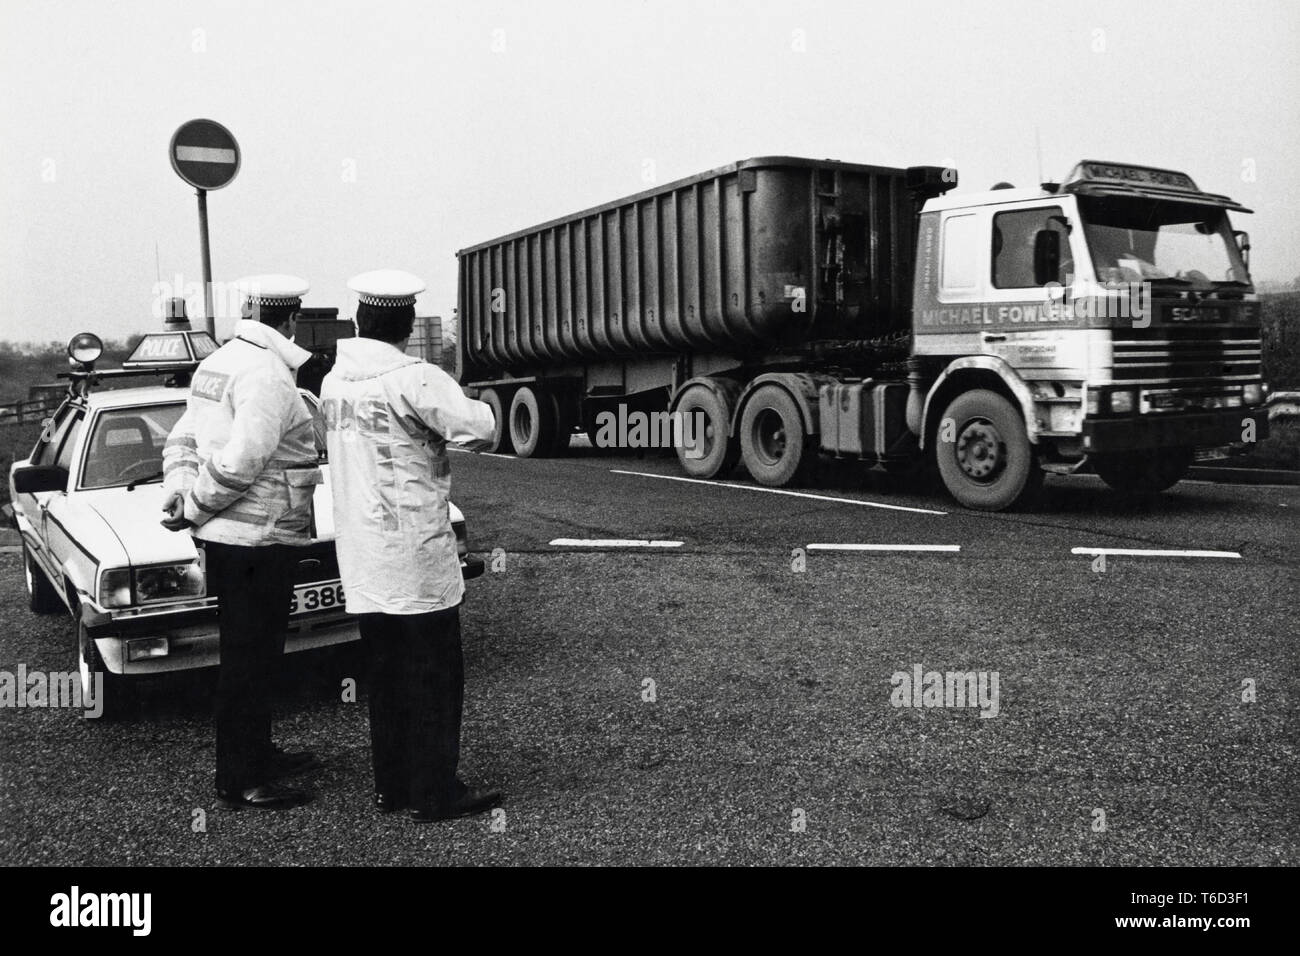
[79,403,186,490]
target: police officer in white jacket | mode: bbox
[321,269,501,821]
[161,275,322,811]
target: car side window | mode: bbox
[29,406,76,467]
[54,415,84,472]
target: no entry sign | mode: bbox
[169,118,240,190]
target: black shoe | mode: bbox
[267,746,322,779]
[410,787,502,822]
[374,792,405,813]
[217,784,313,811]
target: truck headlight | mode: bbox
[98,568,132,608]
[1243,384,1263,405]
[1110,390,1135,414]
[1085,390,1099,415]
[135,561,204,602]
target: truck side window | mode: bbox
[941,214,979,291]
[992,206,1069,288]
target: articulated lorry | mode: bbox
[456,156,1267,510]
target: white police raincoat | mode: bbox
[321,337,494,615]
[163,320,322,546]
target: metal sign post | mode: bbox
[169,119,241,337]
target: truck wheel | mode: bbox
[509,386,557,458]
[1092,447,1192,494]
[78,619,125,721]
[479,388,513,454]
[935,389,1041,511]
[740,385,811,487]
[549,394,574,456]
[674,385,740,479]
[23,542,62,614]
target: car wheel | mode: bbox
[674,385,740,479]
[739,385,812,487]
[508,386,557,458]
[78,619,125,721]
[23,542,63,614]
[1092,447,1193,495]
[935,389,1042,511]
[479,388,514,454]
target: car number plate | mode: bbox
[290,581,346,616]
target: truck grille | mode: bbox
[1111,329,1261,384]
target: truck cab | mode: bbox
[908,160,1267,508]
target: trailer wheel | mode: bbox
[549,393,575,456]
[23,542,62,614]
[479,388,514,454]
[935,389,1041,511]
[508,386,557,458]
[739,385,811,487]
[1092,447,1192,495]
[674,385,740,479]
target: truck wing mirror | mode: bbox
[1234,230,1251,269]
[13,464,70,494]
[1033,229,1062,286]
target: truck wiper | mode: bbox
[126,471,164,491]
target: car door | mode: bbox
[40,409,85,583]
[19,404,81,583]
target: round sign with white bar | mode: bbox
[169,118,240,190]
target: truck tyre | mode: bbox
[935,389,1041,511]
[674,385,740,479]
[509,386,557,458]
[78,619,125,721]
[549,394,574,456]
[1092,447,1192,495]
[479,388,513,454]
[739,385,812,487]
[23,542,62,614]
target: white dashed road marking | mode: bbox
[1071,547,1242,559]
[549,538,683,548]
[610,470,947,515]
[807,543,961,552]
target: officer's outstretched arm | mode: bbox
[400,363,496,449]
[183,374,297,525]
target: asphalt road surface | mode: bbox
[2,444,1296,865]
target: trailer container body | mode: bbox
[458,156,919,380]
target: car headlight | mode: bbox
[1110,390,1135,414]
[135,561,205,602]
[1243,383,1263,405]
[98,568,132,608]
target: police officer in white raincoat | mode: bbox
[161,275,322,811]
[321,269,501,821]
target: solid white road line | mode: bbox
[447,447,514,459]
[610,469,947,515]
[1071,547,1242,559]
[807,543,961,552]
[549,538,683,548]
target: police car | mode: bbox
[6,326,483,719]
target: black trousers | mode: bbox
[359,606,464,811]
[204,541,295,792]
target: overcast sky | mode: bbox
[2,0,1297,344]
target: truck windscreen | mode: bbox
[1078,197,1249,288]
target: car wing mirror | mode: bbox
[13,464,70,494]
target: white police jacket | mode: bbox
[162,320,322,547]
[321,337,494,615]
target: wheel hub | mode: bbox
[956,419,1005,481]
[754,409,787,463]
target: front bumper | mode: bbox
[86,554,485,677]
[1082,407,1269,454]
